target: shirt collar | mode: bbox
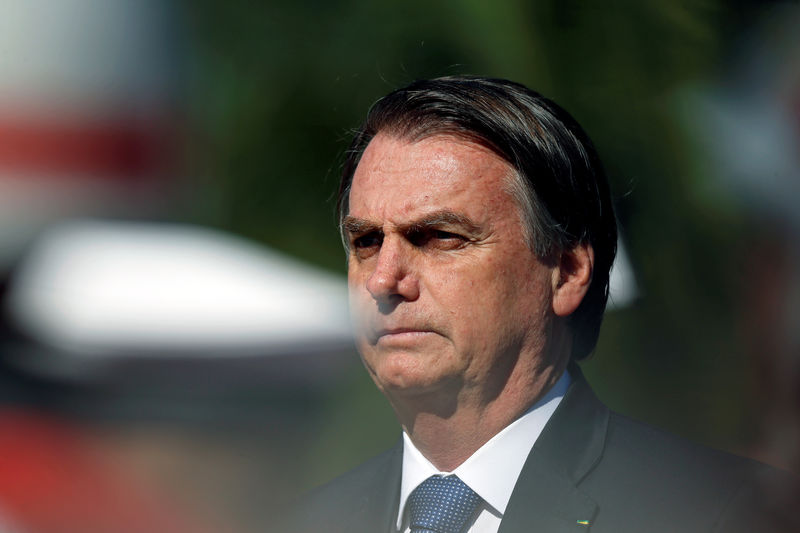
[397,371,571,529]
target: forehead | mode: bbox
[348,133,518,222]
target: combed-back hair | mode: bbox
[337,76,617,362]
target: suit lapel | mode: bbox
[499,367,608,533]
[349,440,403,533]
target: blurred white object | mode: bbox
[608,238,637,310]
[5,221,352,359]
[6,218,636,356]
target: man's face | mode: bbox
[344,133,557,403]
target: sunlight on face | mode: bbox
[345,133,556,403]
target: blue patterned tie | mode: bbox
[406,475,482,533]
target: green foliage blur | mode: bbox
[181,0,780,490]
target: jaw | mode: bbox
[366,320,571,433]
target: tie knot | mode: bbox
[406,475,481,533]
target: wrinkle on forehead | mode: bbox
[368,133,504,176]
[349,134,528,237]
[352,134,512,201]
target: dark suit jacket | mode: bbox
[291,370,793,533]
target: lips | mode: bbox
[369,326,435,345]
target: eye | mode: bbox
[353,233,382,248]
[351,232,383,258]
[433,230,461,240]
[408,229,466,249]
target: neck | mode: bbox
[391,356,567,472]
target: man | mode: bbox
[291,76,790,533]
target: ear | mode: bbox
[551,242,594,317]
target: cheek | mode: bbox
[427,263,506,342]
[436,255,524,306]
[441,257,550,336]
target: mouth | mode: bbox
[370,327,435,345]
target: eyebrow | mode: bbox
[342,210,483,236]
[342,216,381,235]
[407,211,482,234]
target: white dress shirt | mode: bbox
[395,371,571,533]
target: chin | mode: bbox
[373,363,461,399]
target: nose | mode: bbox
[365,237,420,305]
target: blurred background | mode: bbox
[0,0,798,531]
